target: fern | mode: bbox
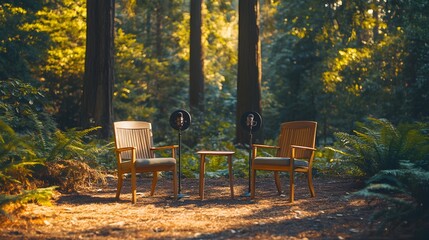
[0,120,44,193]
[45,126,101,162]
[0,186,56,219]
[328,117,429,177]
[0,79,57,153]
[351,161,429,234]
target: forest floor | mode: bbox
[0,174,416,239]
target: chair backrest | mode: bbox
[113,121,154,159]
[277,121,317,159]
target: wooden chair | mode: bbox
[113,121,178,204]
[250,121,317,203]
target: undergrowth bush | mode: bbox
[351,161,429,237]
[44,160,106,193]
[0,79,57,153]
[1,119,109,217]
[0,120,44,194]
[0,119,57,219]
[326,117,429,177]
[326,117,429,237]
[312,148,362,176]
[1,79,113,219]
[0,187,56,221]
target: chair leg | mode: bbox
[289,170,294,203]
[274,171,282,194]
[307,171,316,197]
[250,169,256,199]
[150,171,158,196]
[131,170,137,204]
[116,173,123,199]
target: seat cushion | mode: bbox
[254,157,308,169]
[135,158,176,168]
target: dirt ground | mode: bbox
[0,175,411,239]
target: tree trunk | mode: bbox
[236,0,262,144]
[81,0,115,139]
[189,0,204,113]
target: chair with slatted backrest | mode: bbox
[113,121,178,204]
[250,121,317,202]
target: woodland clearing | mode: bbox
[0,175,414,239]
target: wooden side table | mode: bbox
[197,150,235,200]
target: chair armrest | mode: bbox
[252,144,280,150]
[150,145,178,158]
[290,145,316,160]
[252,144,280,159]
[116,147,136,153]
[115,147,136,164]
[150,145,178,151]
[290,145,316,151]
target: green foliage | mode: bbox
[313,147,361,176]
[0,2,48,83]
[0,79,56,145]
[113,2,190,141]
[265,0,429,141]
[0,80,48,193]
[327,118,429,177]
[185,83,236,146]
[113,27,155,120]
[179,149,200,179]
[202,1,238,91]
[0,186,56,219]
[25,0,86,78]
[264,0,332,139]
[0,120,44,194]
[2,0,429,149]
[93,139,117,170]
[0,109,109,215]
[113,1,239,143]
[0,74,109,216]
[177,144,253,180]
[25,0,86,129]
[1,78,111,195]
[0,117,110,192]
[45,126,102,162]
[2,0,428,187]
[37,127,112,192]
[351,161,429,236]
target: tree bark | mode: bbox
[81,0,115,139]
[189,0,204,113]
[236,0,262,144]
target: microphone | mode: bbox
[247,114,254,128]
[176,112,184,128]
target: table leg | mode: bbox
[199,154,205,200]
[228,155,234,198]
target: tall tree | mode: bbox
[81,0,115,139]
[189,0,205,113]
[236,0,262,144]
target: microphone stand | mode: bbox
[239,111,261,198]
[242,120,254,197]
[248,122,254,196]
[177,122,189,199]
[169,109,191,199]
